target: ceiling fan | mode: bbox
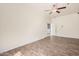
[45,4,68,15]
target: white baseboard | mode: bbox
[52,34,79,39]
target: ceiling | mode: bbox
[43,3,79,18]
[0,3,79,18]
[24,3,79,18]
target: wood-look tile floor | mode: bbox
[0,36,79,56]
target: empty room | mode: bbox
[0,3,79,56]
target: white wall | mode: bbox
[0,4,49,53]
[51,13,79,39]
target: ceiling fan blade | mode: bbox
[44,10,50,11]
[49,11,52,15]
[57,7,66,10]
[56,11,60,13]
